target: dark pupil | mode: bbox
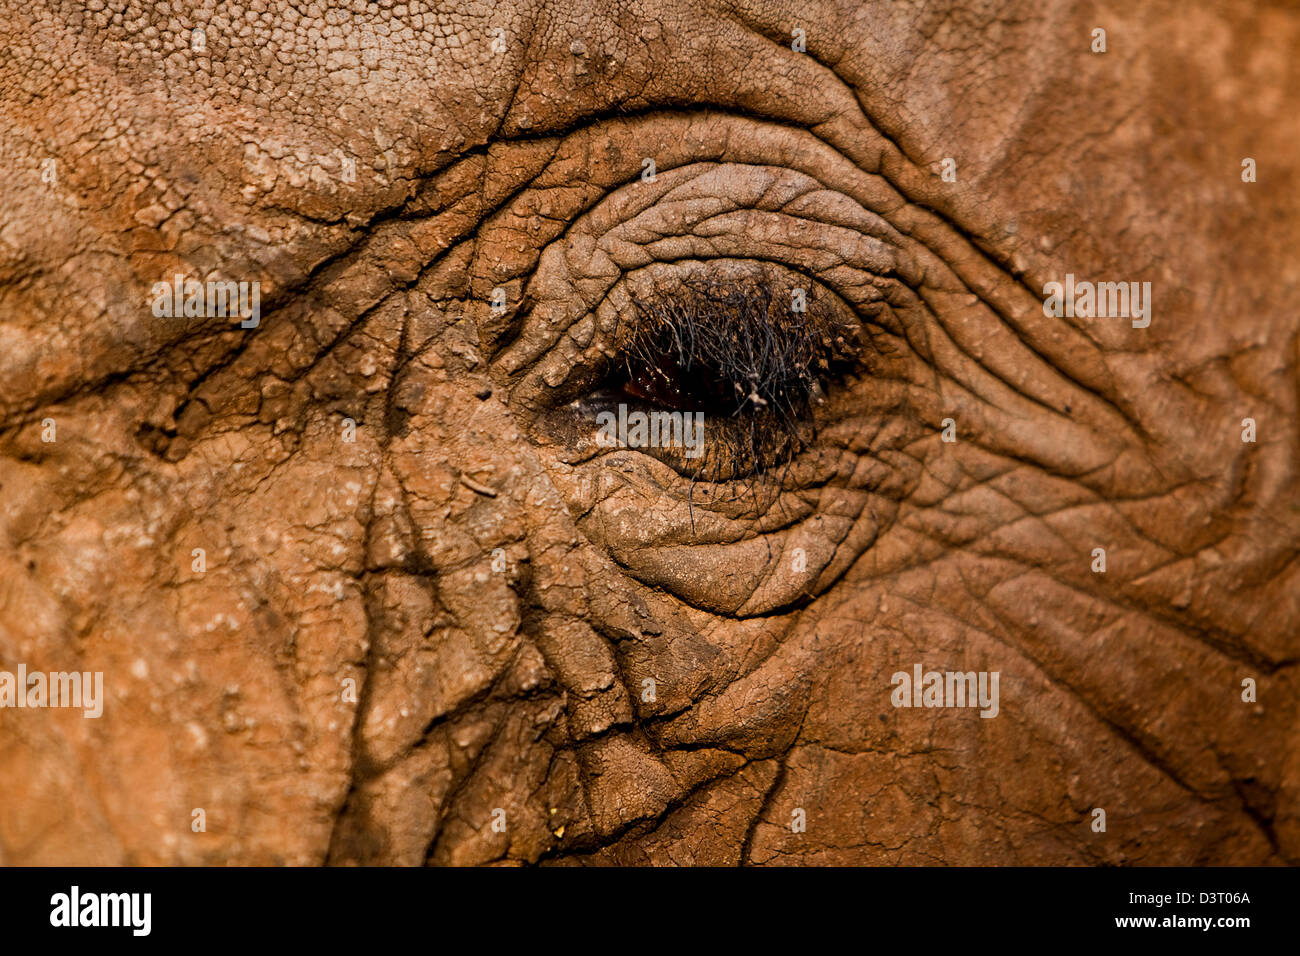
[621,347,721,412]
[618,339,811,418]
[619,339,761,415]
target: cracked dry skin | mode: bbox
[1,0,1298,867]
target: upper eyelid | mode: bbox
[629,163,908,249]
[465,109,957,367]
[573,162,908,276]
[495,164,917,385]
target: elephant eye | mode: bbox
[578,276,860,482]
[618,279,838,415]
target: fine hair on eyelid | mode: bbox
[613,275,857,490]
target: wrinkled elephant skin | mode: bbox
[0,0,1297,866]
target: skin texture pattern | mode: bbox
[0,0,1297,866]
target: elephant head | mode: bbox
[1,0,1297,865]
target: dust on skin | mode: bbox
[0,0,1297,865]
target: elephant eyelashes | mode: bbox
[619,280,837,415]
[589,277,858,482]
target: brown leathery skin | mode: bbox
[0,0,1297,865]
